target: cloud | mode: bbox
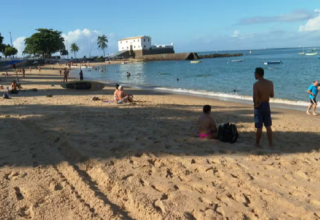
[13,37,26,56]
[299,9,320,31]
[61,29,116,57]
[231,30,255,40]
[238,10,314,25]
[232,30,240,37]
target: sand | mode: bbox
[0,66,320,220]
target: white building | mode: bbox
[118,36,152,52]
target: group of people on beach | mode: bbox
[198,67,319,148]
[198,67,274,147]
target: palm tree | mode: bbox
[70,43,79,58]
[97,35,108,57]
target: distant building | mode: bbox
[118,36,152,52]
[116,35,175,58]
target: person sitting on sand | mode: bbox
[198,105,218,139]
[10,80,20,94]
[115,86,133,103]
[113,84,120,101]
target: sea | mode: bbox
[72,47,320,108]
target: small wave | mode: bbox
[155,87,309,106]
[195,74,211,77]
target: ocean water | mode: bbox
[74,47,320,106]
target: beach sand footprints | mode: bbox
[18,205,34,218]
[14,186,24,200]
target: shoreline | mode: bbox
[1,67,320,219]
[69,66,310,112]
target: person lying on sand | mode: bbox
[115,85,133,103]
[198,105,218,139]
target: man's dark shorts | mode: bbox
[254,102,272,129]
[310,98,317,104]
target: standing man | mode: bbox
[253,67,274,148]
[79,69,83,81]
[306,80,319,116]
[22,68,25,79]
[63,68,69,82]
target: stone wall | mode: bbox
[130,48,175,59]
[142,52,199,61]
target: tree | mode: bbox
[60,49,68,56]
[0,33,6,54]
[4,46,18,58]
[23,28,66,58]
[97,35,108,57]
[70,43,79,58]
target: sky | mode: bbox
[0,0,320,57]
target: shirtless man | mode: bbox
[198,105,218,139]
[10,80,19,94]
[253,67,274,147]
[22,68,25,79]
[115,86,133,103]
[63,68,69,82]
[113,84,120,101]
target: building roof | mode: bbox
[118,35,151,41]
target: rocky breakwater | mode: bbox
[142,52,199,61]
[199,53,243,59]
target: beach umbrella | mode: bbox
[3,60,26,68]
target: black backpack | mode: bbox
[218,123,239,143]
[2,94,9,99]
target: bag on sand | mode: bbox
[3,94,9,99]
[218,123,239,143]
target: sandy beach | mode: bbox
[1,66,320,219]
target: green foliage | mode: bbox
[0,33,6,54]
[70,43,79,58]
[97,35,108,57]
[60,49,68,56]
[96,58,105,62]
[4,46,18,57]
[23,28,66,58]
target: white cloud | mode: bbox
[231,30,255,40]
[239,10,314,25]
[232,30,241,37]
[299,9,320,31]
[61,29,116,58]
[13,37,26,57]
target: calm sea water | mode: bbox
[74,48,320,106]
